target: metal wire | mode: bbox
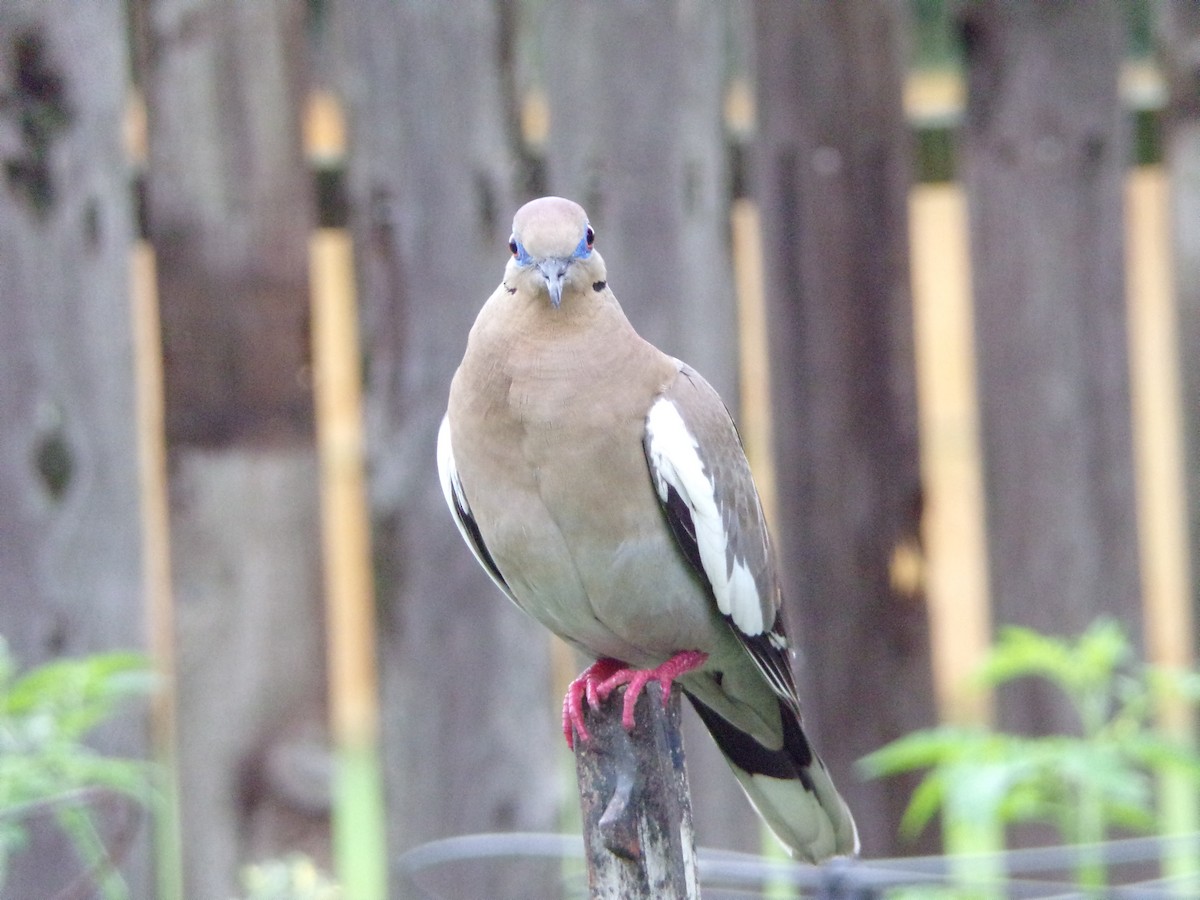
[396,830,1200,899]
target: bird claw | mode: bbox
[563,658,625,749]
[561,650,708,749]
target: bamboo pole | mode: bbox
[310,225,388,900]
[909,184,993,728]
[130,238,184,900]
[127,80,183,898]
[1125,168,1195,692]
[306,88,387,900]
[1124,167,1198,875]
[731,197,777,530]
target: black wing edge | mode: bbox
[739,613,803,717]
[438,415,518,605]
[448,481,515,602]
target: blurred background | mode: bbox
[2,0,1198,897]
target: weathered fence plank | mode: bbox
[1159,0,1200,667]
[539,1,739,403]
[753,0,938,857]
[575,683,700,900]
[538,0,757,853]
[333,2,562,897]
[958,1,1143,734]
[0,2,150,895]
[134,1,330,896]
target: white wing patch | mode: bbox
[645,397,766,636]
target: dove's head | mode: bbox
[505,196,607,308]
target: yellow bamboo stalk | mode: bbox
[1126,167,1194,680]
[909,184,993,727]
[730,197,777,529]
[306,87,386,900]
[310,225,388,900]
[1125,164,1198,877]
[130,240,183,900]
[311,227,380,751]
[305,89,345,164]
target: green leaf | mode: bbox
[858,727,987,778]
[898,770,945,838]
[1147,666,1200,705]
[1121,733,1200,779]
[974,618,1132,712]
[0,639,157,898]
[4,652,154,741]
[853,616,1200,876]
[1075,618,1132,683]
[975,625,1078,689]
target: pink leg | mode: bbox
[562,650,709,748]
[595,650,709,730]
[562,657,627,749]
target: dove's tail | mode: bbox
[687,692,860,863]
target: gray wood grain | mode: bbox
[0,2,150,895]
[135,2,329,896]
[958,1,1143,733]
[539,0,756,855]
[333,3,562,897]
[753,0,937,858]
[540,1,739,406]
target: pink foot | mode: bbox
[562,650,708,749]
[563,658,626,749]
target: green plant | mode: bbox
[859,618,1200,893]
[0,637,156,898]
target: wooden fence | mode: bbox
[127,102,1200,900]
[3,3,1199,899]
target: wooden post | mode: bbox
[574,683,700,900]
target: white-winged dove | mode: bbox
[438,196,859,862]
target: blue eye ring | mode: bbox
[571,228,594,259]
[508,236,532,265]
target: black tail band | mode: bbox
[685,691,816,792]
